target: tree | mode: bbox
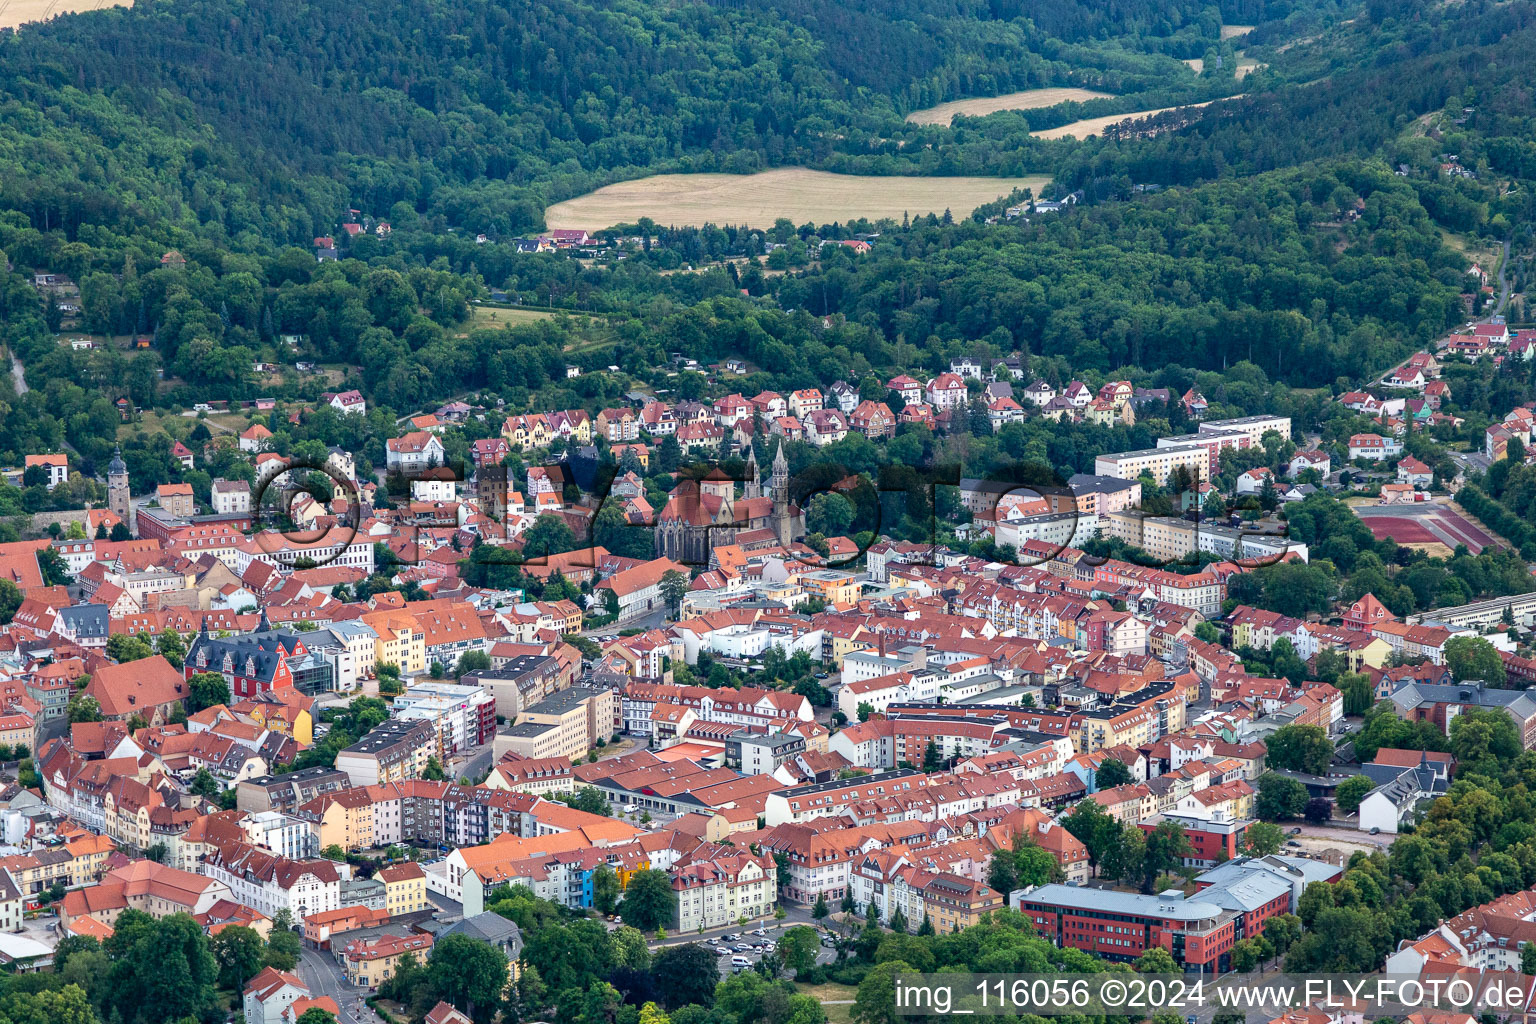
[659,569,690,614]
[1062,797,1121,876]
[1255,773,1309,820]
[297,1010,338,1024]
[857,702,874,722]
[190,767,220,798]
[456,650,492,677]
[105,911,220,1024]
[422,756,447,781]
[619,869,677,932]
[807,493,855,537]
[67,695,103,723]
[1241,821,1285,856]
[156,629,187,669]
[522,514,578,559]
[265,911,301,970]
[1141,821,1193,894]
[650,944,719,1009]
[0,580,22,625]
[1265,724,1334,775]
[427,934,509,1024]
[1334,775,1376,816]
[1135,947,1178,973]
[854,960,911,1024]
[779,926,819,977]
[106,633,154,663]
[1263,914,1302,962]
[986,849,1017,896]
[1095,758,1133,789]
[1304,797,1332,824]
[1229,938,1264,972]
[186,671,231,713]
[812,893,830,919]
[211,924,267,990]
[592,863,621,915]
[922,739,942,772]
[567,786,611,816]
[1339,673,1374,716]
[1445,635,1506,685]
[1521,940,1536,977]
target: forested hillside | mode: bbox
[0,0,1264,241]
[0,0,1533,482]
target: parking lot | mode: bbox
[700,926,840,974]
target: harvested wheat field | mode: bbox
[1220,23,1256,38]
[1034,99,1232,140]
[543,169,1051,230]
[905,87,1113,125]
[0,0,128,28]
[1184,58,1205,73]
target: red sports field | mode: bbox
[1358,505,1498,553]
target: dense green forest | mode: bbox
[0,0,1533,488]
[0,0,1262,242]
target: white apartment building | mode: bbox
[673,849,776,932]
[241,810,319,860]
[201,843,341,922]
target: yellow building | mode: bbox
[362,611,426,676]
[304,789,376,852]
[796,569,861,608]
[921,875,1005,933]
[341,932,435,987]
[64,833,116,885]
[494,685,615,763]
[0,711,34,754]
[242,700,314,747]
[378,862,428,915]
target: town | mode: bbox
[0,268,1534,1024]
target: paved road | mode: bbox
[298,945,381,1024]
[1495,239,1513,315]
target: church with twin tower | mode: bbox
[653,441,804,565]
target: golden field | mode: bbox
[543,169,1051,230]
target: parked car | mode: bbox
[735,944,754,952]
[1286,840,1302,847]
[717,947,733,956]
[1369,826,1381,835]
[1291,827,1302,835]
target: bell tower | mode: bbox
[107,446,134,536]
[771,441,790,546]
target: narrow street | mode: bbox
[297,945,382,1024]
[1494,238,1513,315]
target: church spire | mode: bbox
[771,441,790,546]
[744,442,761,501]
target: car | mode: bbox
[717,947,733,956]
[708,937,721,944]
[736,944,754,952]
[1369,826,1381,835]
[1286,840,1302,847]
[1291,827,1302,834]
[722,933,739,941]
